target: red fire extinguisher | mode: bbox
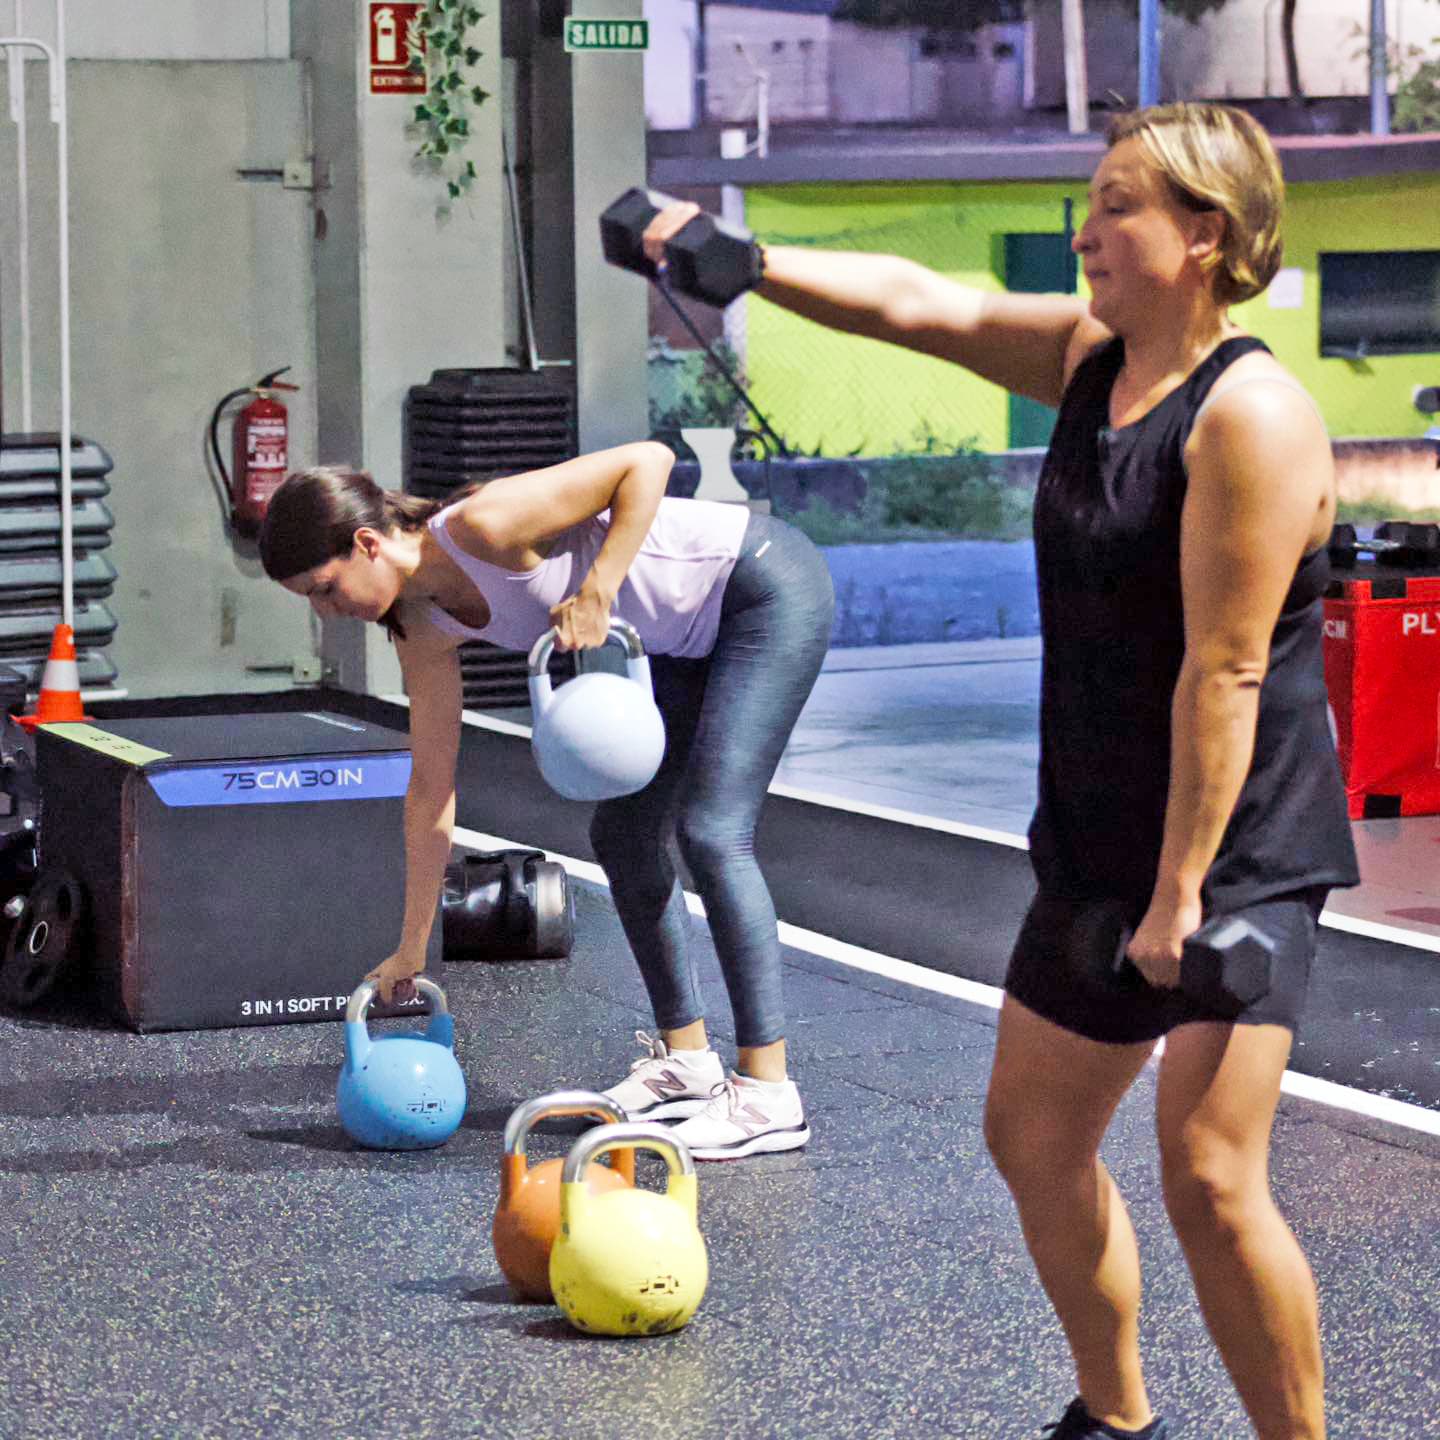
[208,367,300,538]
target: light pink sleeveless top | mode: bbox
[422,497,750,659]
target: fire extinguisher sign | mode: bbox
[369,3,427,95]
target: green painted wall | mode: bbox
[743,173,1440,455]
[1238,174,1440,440]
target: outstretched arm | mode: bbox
[640,200,1102,407]
[757,245,1099,408]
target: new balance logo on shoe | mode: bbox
[602,1033,724,1121]
[644,1069,693,1103]
[731,1101,774,1136]
[670,1075,812,1160]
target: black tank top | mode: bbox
[1028,335,1359,910]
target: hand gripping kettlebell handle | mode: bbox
[527,617,649,680]
[502,1090,629,1158]
[345,975,450,1024]
[560,1120,695,1184]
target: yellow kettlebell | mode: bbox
[549,1122,708,1337]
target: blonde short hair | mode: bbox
[1107,103,1285,307]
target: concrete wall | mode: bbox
[1,1,522,701]
[644,0,697,129]
[703,5,830,123]
[934,23,1026,125]
[1029,0,1437,107]
[290,0,509,696]
[642,0,1433,123]
[829,21,914,123]
[1165,0,1438,102]
[0,58,318,698]
[1333,439,1440,512]
[4,0,291,61]
[570,0,649,453]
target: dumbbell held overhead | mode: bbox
[1074,902,1277,1013]
[600,187,765,308]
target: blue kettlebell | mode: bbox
[527,618,666,801]
[336,977,467,1150]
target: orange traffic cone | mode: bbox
[15,623,88,732]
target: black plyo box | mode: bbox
[35,710,441,1032]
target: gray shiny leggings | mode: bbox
[589,512,834,1048]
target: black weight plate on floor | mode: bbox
[0,866,85,1008]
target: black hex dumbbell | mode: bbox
[1178,914,1275,1010]
[1327,519,1440,570]
[599,187,764,308]
[1071,901,1274,1013]
[1374,519,1440,569]
[599,187,667,282]
[1326,522,1360,569]
[441,849,574,961]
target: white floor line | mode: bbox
[426,698,1440,954]
[767,782,1032,850]
[451,823,1440,1140]
[1316,907,1440,956]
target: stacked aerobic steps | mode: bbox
[0,434,119,696]
[404,369,577,710]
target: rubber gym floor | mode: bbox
[2,672,1437,1440]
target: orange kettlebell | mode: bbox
[493,1090,635,1301]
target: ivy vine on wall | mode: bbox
[409,0,491,204]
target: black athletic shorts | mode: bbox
[1004,887,1329,1045]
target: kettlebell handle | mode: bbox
[560,1120,695,1185]
[345,975,449,1025]
[527,617,647,677]
[503,1090,628,1158]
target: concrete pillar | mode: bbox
[568,0,648,452]
[291,0,506,695]
[520,2,577,369]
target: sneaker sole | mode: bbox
[683,1122,811,1162]
[614,1096,711,1122]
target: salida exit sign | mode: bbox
[564,18,649,52]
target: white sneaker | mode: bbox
[669,1072,811,1161]
[602,1031,726,1121]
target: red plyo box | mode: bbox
[1323,573,1440,818]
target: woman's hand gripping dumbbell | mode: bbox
[599,187,765,308]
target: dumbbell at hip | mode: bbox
[1177,914,1276,1009]
[1075,902,1276,1011]
[599,187,764,308]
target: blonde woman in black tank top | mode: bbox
[644,103,1355,1438]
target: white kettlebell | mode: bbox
[527,618,666,801]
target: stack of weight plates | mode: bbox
[405,367,576,501]
[404,369,577,710]
[0,434,120,695]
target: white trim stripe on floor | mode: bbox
[424,700,1440,952]
[452,824,1440,1140]
[1317,907,1440,955]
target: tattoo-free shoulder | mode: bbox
[1192,349,1326,434]
[1061,314,1114,390]
[394,597,464,655]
